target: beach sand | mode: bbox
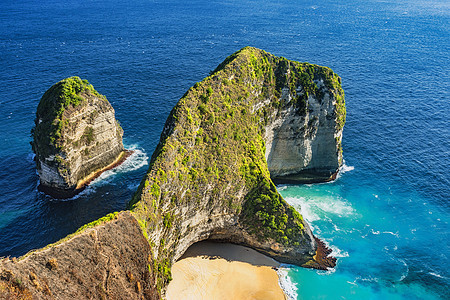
[166,241,286,300]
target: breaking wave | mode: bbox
[284,195,355,223]
[91,145,148,186]
[277,266,298,300]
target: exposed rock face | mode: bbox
[31,77,125,198]
[264,61,345,183]
[1,47,345,299]
[130,47,345,292]
[0,212,160,299]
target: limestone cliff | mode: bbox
[1,47,345,299]
[130,47,344,291]
[262,54,345,183]
[31,77,126,198]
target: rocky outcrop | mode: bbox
[0,212,160,299]
[263,57,345,183]
[31,77,126,198]
[130,47,345,292]
[1,47,345,299]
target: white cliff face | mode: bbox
[33,80,124,197]
[264,80,343,182]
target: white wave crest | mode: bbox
[277,185,288,191]
[399,259,409,282]
[285,196,320,222]
[339,163,354,174]
[357,276,379,283]
[330,244,349,258]
[285,195,355,223]
[91,147,148,186]
[277,266,298,300]
[115,145,149,173]
[318,267,336,275]
[429,272,447,279]
[70,185,96,200]
[382,231,400,237]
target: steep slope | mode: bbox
[0,47,345,299]
[130,47,345,291]
[0,212,160,299]
[31,77,126,198]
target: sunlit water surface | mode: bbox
[0,0,448,298]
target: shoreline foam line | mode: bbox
[38,149,134,199]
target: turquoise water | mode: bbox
[278,164,449,299]
[0,0,448,298]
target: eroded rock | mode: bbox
[3,47,346,299]
[130,47,345,292]
[31,77,126,198]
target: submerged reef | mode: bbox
[1,47,345,299]
[31,77,127,198]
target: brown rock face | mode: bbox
[0,212,160,299]
[31,77,125,198]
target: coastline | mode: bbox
[75,149,134,190]
[166,241,287,300]
[37,149,134,199]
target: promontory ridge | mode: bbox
[0,47,345,299]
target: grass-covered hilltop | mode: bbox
[31,76,127,198]
[0,47,345,299]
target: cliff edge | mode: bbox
[130,47,344,291]
[0,47,345,299]
[31,77,126,198]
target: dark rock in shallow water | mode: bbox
[31,76,126,198]
[2,47,344,298]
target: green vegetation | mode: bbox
[128,47,345,298]
[130,45,345,242]
[75,211,120,234]
[154,257,172,292]
[242,177,305,245]
[163,212,173,228]
[82,126,95,145]
[32,76,107,159]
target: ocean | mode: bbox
[0,0,448,298]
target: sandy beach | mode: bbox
[166,241,286,300]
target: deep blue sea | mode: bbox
[0,0,448,298]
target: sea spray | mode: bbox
[284,194,356,223]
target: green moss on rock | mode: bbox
[32,76,106,158]
[129,47,345,290]
[31,76,125,198]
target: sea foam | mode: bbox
[277,265,298,300]
[340,163,355,174]
[285,195,355,223]
[91,145,148,186]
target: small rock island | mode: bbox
[0,47,345,299]
[31,77,127,198]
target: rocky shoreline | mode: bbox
[37,149,134,199]
[0,47,345,299]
